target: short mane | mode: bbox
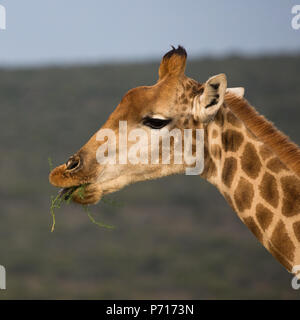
[225,92,300,177]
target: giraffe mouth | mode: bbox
[58,186,78,201]
[56,182,102,205]
[58,184,90,202]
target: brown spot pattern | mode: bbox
[259,172,279,208]
[240,143,262,179]
[227,112,241,127]
[267,158,288,173]
[243,216,263,242]
[281,176,300,217]
[214,109,224,127]
[259,145,273,160]
[256,204,273,231]
[271,220,295,261]
[222,157,237,188]
[210,144,222,160]
[293,222,300,242]
[193,119,199,127]
[212,129,218,139]
[206,160,217,178]
[202,157,217,180]
[234,177,254,212]
[222,129,244,152]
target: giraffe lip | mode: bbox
[58,183,92,201]
[58,186,79,200]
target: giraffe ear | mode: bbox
[192,74,227,122]
[226,87,245,97]
[158,46,187,80]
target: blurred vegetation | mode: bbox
[0,55,300,299]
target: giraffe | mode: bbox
[49,46,300,277]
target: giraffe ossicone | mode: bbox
[49,46,300,278]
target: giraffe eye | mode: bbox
[142,117,171,129]
[66,156,80,171]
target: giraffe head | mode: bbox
[49,46,230,204]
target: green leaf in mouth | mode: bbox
[48,157,115,232]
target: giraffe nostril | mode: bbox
[66,157,80,171]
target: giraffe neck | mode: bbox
[201,99,300,274]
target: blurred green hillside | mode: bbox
[0,55,300,299]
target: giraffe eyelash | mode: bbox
[142,116,172,129]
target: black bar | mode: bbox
[0,300,297,318]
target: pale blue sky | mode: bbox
[0,0,299,66]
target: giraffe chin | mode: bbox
[57,183,103,205]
